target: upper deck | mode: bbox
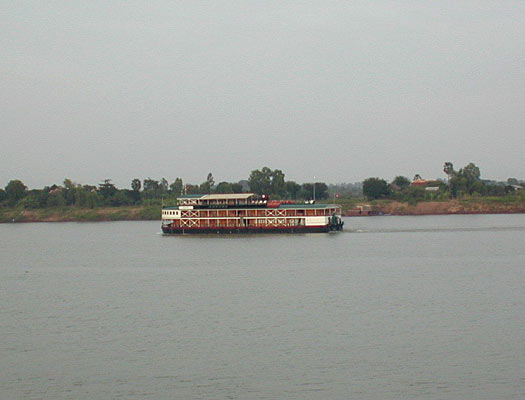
[165,193,341,213]
[176,193,262,206]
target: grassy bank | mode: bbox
[0,205,161,223]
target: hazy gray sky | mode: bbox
[1,1,524,189]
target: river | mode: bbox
[1,214,523,399]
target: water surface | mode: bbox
[1,215,524,399]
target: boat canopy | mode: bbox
[177,193,257,206]
[177,193,255,201]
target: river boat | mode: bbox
[161,193,344,234]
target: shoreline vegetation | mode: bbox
[1,197,523,223]
[1,163,524,223]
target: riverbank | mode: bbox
[345,197,525,216]
[1,196,524,223]
[0,206,160,223]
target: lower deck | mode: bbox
[161,224,342,234]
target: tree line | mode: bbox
[1,163,522,209]
[362,162,523,202]
[0,168,331,209]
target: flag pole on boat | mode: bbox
[313,176,316,202]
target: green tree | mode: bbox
[63,178,78,206]
[486,184,506,196]
[109,190,133,206]
[143,178,159,192]
[18,191,40,209]
[362,177,390,200]
[82,191,101,208]
[299,183,314,200]
[231,183,243,193]
[443,162,455,181]
[216,181,233,193]
[206,172,215,188]
[5,179,27,207]
[46,191,66,207]
[36,188,51,207]
[199,172,215,194]
[402,186,427,204]
[392,176,411,189]
[0,188,7,203]
[129,179,141,204]
[131,178,141,192]
[160,178,169,193]
[470,180,486,196]
[284,181,301,199]
[73,187,86,207]
[83,184,97,192]
[459,163,480,186]
[185,184,199,194]
[449,176,466,198]
[449,162,482,196]
[248,167,273,194]
[271,169,286,196]
[170,178,183,196]
[248,167,287,196]
[314,182,329,200]
[299,182,328,200]
[445,162,483,197]
[98,179,118,199]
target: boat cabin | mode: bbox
[177,193,262,206]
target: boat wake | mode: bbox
[343,226,524,234]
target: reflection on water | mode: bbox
[1,215,524,399]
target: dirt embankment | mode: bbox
[358,200,525,216]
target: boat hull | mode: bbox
[161,224,343,234]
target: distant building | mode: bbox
[411,175,439,188]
